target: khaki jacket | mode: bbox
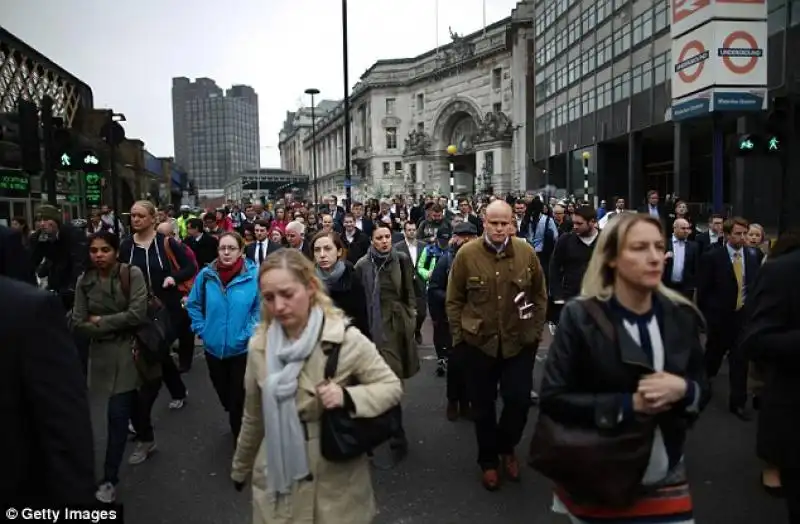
[231,312,403,524]
[72,264,149,395]
[446,236,547,358]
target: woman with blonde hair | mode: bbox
[231,248,402,524]
[531,213,710,523]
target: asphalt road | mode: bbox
[88,322,789,524]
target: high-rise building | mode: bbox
[172,77,260,192]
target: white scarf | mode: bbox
[261,306,324,495]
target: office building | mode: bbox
[530,0,800,227]
[172,77,260,192]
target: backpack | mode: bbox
[162,237,198,296]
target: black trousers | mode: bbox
[705,310,747,408]
[465,343,534,469]
[175,306,196,371]
[432,318,451,361]
[205,352,247,439]
[131,351,187,442]
[447,347,468,403]
[782,468,800,524]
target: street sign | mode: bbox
[0,169,30,198]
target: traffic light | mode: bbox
[80,150,103,206]
[17,100,41,172]
[735,133,762,155]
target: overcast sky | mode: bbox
[1,0,520,167]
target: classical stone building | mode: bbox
[279,11,534,201]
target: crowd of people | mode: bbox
[0,188,798,523]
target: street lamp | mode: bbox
[446,144,457,211]
[342,0,352,212]
[305,88,320,207]
[103,111,126,236]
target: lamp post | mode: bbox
[305,88,320,207]
[446,144,457,212]
[342,0,352,212]
[103,111,126,237]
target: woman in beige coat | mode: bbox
[231,248,403,524]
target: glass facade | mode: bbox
[533,0,671,140]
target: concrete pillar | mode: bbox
[673,122,691,200]
[627,131,643,207]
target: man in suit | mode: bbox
[739,244,800,521]
[394,221,427,346]
[325,195,346,233]
[0,275,95,505]
[244,219,282,266]
[0,224,35,283]
[637,189,669,229]
[342,213,370,265]
[285,220,313,260]
[456,198,483,236]
[663,218,700,300]
[696,213,725,253]
[184,218,219,267]
[698,216,761,420]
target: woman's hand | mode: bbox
[637,372,688,409]
[632,391,670,415]
[316,381,345,409]
[88,315,102,324]
[163,276,176,288]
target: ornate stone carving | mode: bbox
[474,111,513,144]
[381,116,401,127]
[446,27,474,64]
[402,129,432,157]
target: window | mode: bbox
[582,46,596,77]
[614,23,631,56]
[385,127,397,149]
[385,98,396,115]
[383,162,390,175]
[417,122,424,132]
[597,0,611,22]
[492,68,502,89]
[613,0,626,10]
[597,81,612,109]
[613,71,630,101]
[654,1,668,32]
[581,6,597,34]
[416,94,424,111]
[568,19,581,46]
[653,52,668,84]
[395,161,403,174]
[568,59,580,85]
[493,102,502,113]
[597,36,613,67]
[484,152,494,175]
[409,163,417,183]
[632,10,652,46]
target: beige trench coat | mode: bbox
[231,312,403,524]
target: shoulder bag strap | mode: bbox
[163,236,179,271]
[581,298,616,342]
[119,264,131,302]
[323,324,354,380]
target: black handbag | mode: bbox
[119,264,174,365]
[320,326,402,462]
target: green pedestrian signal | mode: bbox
[768,137,780,151]
[60,153,71,167]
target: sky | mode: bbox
[1,0,521,168]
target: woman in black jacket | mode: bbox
[118,200,194,466]
[310,230,369,338]
[535,213,710,523]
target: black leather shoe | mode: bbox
[730,405,753,421]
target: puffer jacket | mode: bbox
[186,259,260,359]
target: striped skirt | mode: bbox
[552,483,694,524]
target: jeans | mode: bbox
[465,344,534,469]
[205,352,247,439]
[104,390,136,485]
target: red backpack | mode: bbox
[163,237,198,296]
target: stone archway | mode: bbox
[431,97,483,152]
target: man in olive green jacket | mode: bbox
[446,200,547,492]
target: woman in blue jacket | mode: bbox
[186,231,260,441]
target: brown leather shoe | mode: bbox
[481,468,501,491]
[501,454,520,482]
[446,401,459,421]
